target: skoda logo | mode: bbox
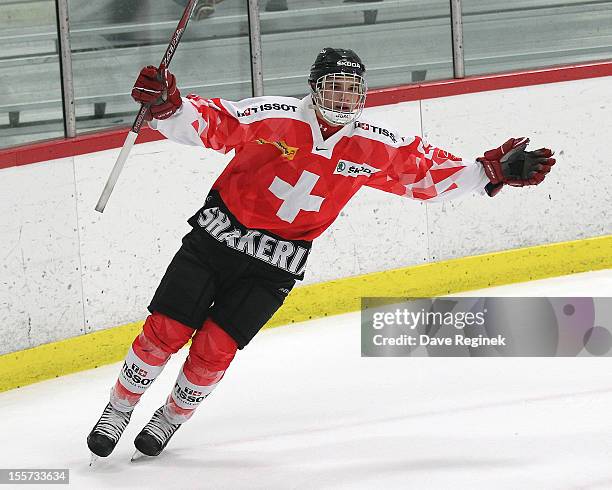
[337,60,360,68]
[337,162,346,172]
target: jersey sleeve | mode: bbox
[365,136,490,201]
[148,95,260,154]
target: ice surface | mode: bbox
[1,269,611,489]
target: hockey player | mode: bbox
[87,47,555,460]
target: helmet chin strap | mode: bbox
[320,107,354,126]
[313,103,347,127]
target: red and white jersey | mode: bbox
[151,94,489,242]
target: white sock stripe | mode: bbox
[171,369,217,410]
[117,346,165,394]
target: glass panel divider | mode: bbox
[247,0,264,97]
[450,0,465,79]
[55,0,76,137]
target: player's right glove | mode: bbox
[477,137,556,197]
[131,65,182,120]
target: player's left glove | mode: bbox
[131,65,182,121]
[478,137,556,197]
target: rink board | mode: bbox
[1,72,611,390]
[0,234,610,393]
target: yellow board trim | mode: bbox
[1,235,611,392]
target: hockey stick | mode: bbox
[95,0,199,213]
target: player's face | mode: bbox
[318,74,364,113]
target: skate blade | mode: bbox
[130,449,151,462]
[89,452,99,467]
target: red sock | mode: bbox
[164,319,237,423]
[111,312,194,411]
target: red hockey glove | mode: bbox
[477,137,556,197]
[131,65,182,120]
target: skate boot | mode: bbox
[87,402,133,458]
[133,406,182,458]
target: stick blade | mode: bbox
[131,449,149,462]
[89,452,100,467]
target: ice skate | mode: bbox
[87,402,133,459]
[133,406,182,458]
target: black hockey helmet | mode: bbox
[309,47,367,125]
[308,47,366,89]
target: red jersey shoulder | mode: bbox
[190,95,306,124]
[350,115,414,148]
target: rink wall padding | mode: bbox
[1,67,612,391]
[0,235,611,393]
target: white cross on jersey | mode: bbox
[268,170,325,223]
